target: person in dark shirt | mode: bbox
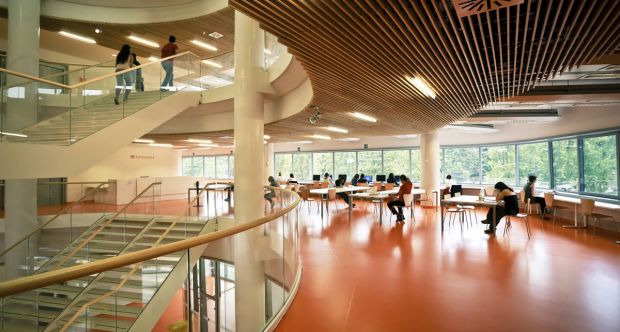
[387,173,396,184]
[335,175,355,207]
[357,173,368,184]
[523,175,547,219]
[264,176,280,210]
[387,175,412,222]
[351,174,360,186]
[481,182,519,234]
[160,35,178,91]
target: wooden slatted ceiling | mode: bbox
[0,7,235,60]
[229,0,620,134]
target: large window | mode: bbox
[443,147,480,184]
[553,139,579,192]
[357,151,382,177]
[583,135,618,195]
[228,156,235,178]
[410,149,421,182]
[204,156,216,178]
[518,142,550,188]
[182,157,194,176]
[216,156,229,179]
[292,153,312,180]
[481,145,516,185]
[275,154,292,178]
[383,150,410,178]
[334,152,357,179]
[313,152,333,178]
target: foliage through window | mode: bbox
[383,150,410,178]
[482,145,516,185]
[442,147,480,184]
[583,135,617,195]
[518,142,550,188]
[313,152,333,178]
[553,139,579,193]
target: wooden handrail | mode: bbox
[0,182,110,257]
[49,182,162,270]
[0,187,300,298]
[0,51,198,90]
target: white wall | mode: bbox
[69,144,181,182]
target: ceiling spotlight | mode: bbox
[392,134,418,139]
[308,105,321,125]
[95,28,101,34]
[264,135,271,140]
[149,143,173,148]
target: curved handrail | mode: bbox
[0,182,110,257]
[0,51,198,90]
[49,181,162,270]
[0,186,300,297]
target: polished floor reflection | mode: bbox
[276,205,620,332]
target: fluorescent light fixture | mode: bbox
[406,76,436,99]
[392,134,418,139]
[59,31,96,44]
[202,60,223,68]
[337,137,360,142]
[149,143,173,148]
[291,140,313,144]
[128,35,159,48]
[112,54,117,57]
[199,143,219,147]
[148,56,160,61]
[264,135,271,140]
[310,134,331,140]
[134,139,155,143]
[0,131,28,138]
[196,147,212,150]
[350,112,377,122]
[325,126,348,134]
[219,136,233,139]
[444,125,498,133]
[191,39,218,51]
[187,138,212,144]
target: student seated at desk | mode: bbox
[264,176,280,210]
[443,174,454,196]
[387,173,399,186]
[335,175,355,207]
[357,173,368,184]
[277,172,286,184]
[523,175,548,219]
[286,173,298,184]
[481,182,519,234]
[387,175,412,222]
[351,174,360,186]
[323,172,334,185]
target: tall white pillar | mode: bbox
[233,11,266,332]
[264,143,274,180]
[420,131,440,206]
[6,0,40,131]
[4,0,41,278]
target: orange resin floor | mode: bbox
[276,204,620,332]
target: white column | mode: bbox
[264,143,275,180]
[233,11,266,332]
[420,131,440,206]
[4,0,41,278]
[6,0,40,131]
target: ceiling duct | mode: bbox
[452,0,524,17]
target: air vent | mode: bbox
[208,32,223,39]
[453,0,524,17]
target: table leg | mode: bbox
[412,196,415,220]
[492,205,496,234]
[563,202,587,228]
[379,201,383,225]
[440,201,444,232]
[348,196,352,221]
[320,196,324,219]
[434,191,438,211]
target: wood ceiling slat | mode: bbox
[222,0,620,143]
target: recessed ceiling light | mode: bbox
[392,134,418,139]
[95,28,101,34]
[264,135,271,140]
[191,40,218,51]
[324,126,348,133]
[406,76,436,99]
[350,112,377,122]
[310,134,331,140]
[337,138,360,142]
[59,31,96,44]
[202,59,223,68]
[149,143,173,148]
[0,131,28,138]
[187,138,212,144]
[208,32,223,39]
[128,35,159,48]
[134,139,155,143]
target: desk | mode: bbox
[310,186,371,218]
[441,195,497,232]
[348,188,427,224]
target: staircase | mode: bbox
[0,215,212,331]
[7,91,174,145]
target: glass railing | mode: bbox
[0,182,161,331]
[0,52,202,146]
[0,186,301,332]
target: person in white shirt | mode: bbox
[444,174,454,196]
[277,172,286,184]
[286,173,298,184]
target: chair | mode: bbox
[416,189,433,213]
[294,183,301,192]
[326,188,339,213]
[300,188,318,214]
[320,182,329,188]
[357,182,369,187]
[373,182,382,191]
[503,213,531,238]
[518,191,540,217]
[443,194,466,228]
[454,192,475,227]
[484,186,495,196]
[384,183,395,190]
[403,193,414,221]
[580,198,614,231]
[543,192,568,223]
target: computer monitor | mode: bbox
[338,174,347,179]
[376,174,386,182]
[394,175,401,182]
[312,174,321,181]
[364,175,373,183]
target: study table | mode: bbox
[441,195,497,232]
[350,188,427,224]
[309,186,371,218]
